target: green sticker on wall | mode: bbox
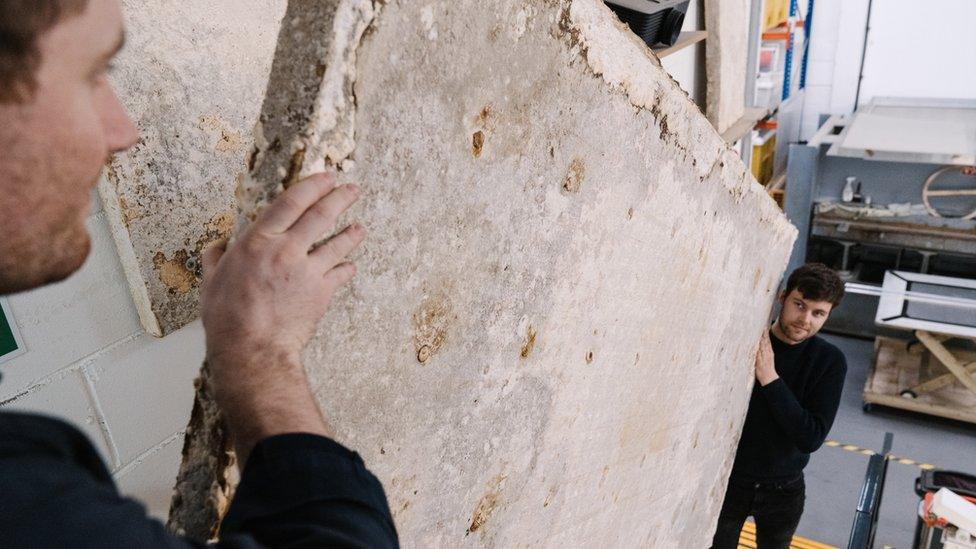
[0,298,25,363]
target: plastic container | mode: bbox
[912,470,976,549]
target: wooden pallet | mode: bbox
[864,336,976,425]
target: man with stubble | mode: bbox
[711,263,848,549]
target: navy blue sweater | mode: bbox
[730,332,847,482]
[0,412,398,548]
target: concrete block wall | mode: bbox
[0,187,205,521]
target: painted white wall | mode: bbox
[800,0,976,140]
[857,0,976,107]
[0,2,709,527]
[827,0,870,115]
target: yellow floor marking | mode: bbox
[739,520,838,549]
[824,440,939,471]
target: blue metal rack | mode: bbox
[799,0,814,89]
[781,0,814,101]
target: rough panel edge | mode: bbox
[171,0,379,537]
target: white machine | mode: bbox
[920,488,976,549]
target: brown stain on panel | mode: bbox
[467,476,505,535]
[246,146,259,171]
[474,104,493,125]
[189,209,237,276]
[488,24,502,41]
[563,157,585,193]
[215,130,243,153]
[204,209,236,238]
[162,209,237,283]
[284,147,306,188]
[472,131,485,157]
[153,250,196,295]
[520,326,536,359]
[413,290,453,364]
[118,195,144,226]
[543,484,558,508]
[199,115,244,154]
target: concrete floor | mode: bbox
[796,334,976,548]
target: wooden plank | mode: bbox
[864,392,976,425]
[916,330,976,396]
[653,31,708,59]
[911,360,976,395]
[705,0,750,133]
[864,336,976,425]
[721,107,770,143]
[766,171,786,192]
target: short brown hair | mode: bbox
[784,263,845,308]
[0,1,88,103]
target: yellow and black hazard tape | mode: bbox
[738,520,837,549]
[823,440,937,471]
[732,440,939,549]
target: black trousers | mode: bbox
[710,474,806,549]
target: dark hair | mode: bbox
[784,262,845,308]
[0,1,87,103]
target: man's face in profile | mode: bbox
[0,0,137,295]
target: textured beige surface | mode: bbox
[100,1,286,336]
[704,0,750,134]
[170,0,797,546]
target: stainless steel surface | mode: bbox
[845,282,976,311]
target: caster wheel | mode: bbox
[900,390,918,399]
[863,402,875,413]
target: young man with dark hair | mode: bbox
[0,1,397,546]
[710,263,848,549]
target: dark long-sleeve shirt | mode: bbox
[0,411,399,548]
[730,332,847,482]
